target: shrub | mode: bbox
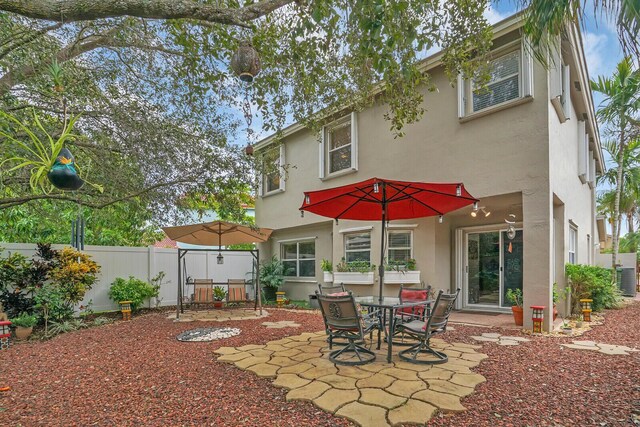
[565,264,622,312]
[10,312,37,328]
[33,284,75,334]
[505,288,523,307]
[108,276,157,311]
[49,247,100,304]
[260,256,289,289]
[48,319,87,337]
[213,286,227,301]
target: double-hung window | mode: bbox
[319,113,358,179]
[457,39,533,118]
[261,145,285,195]
[281,240,315,277]
[387,231,412,265]
[568,225,577,264]
[344,232,371,264]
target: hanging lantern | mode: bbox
[531,305,544,334]
[244,144,254,156]
[0,320,11,350]
[230,41,261,83]
[580,299,592,322]
[47,147,84,191]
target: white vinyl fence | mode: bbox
[0,243,255,312]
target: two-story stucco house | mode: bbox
[254,13,605,331]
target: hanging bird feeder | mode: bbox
[231,41,261,83]
[47,147,84,191]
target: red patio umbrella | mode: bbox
[299,177,478,301]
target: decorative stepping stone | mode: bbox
[176,327,241,342]
[501,336,530,342]
[470,336,499,342]
[481,333,502,339]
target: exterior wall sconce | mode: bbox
[438,215,443,223]
[580,299,592,322]
[531,305,545,333]
[119,301,132,321]
[471,207,490,217]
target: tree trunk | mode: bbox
[611,128,626,269]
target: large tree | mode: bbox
[592,58,640,268]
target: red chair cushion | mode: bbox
[327,291,349,296]
[399,289,428,317]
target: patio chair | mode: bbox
[192,279,214,305]
[316,291,379,365]
[394,288,460,364]
[392,284,432,345]
[227,279,246,303]
[317,282,346,295]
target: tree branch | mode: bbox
[0,22,63,61]
[0,0,293,27]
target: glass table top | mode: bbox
[354,296,431,308]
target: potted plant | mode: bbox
[574,314,583,328]
[11,312,37,340]
[561,318,572,335]
[213,286,227,308]
[333,259,376,285]
[260,256,289,301]
[384,258,421,284]
[505,288,523,326]
[321,259,333,283]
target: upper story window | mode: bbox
[281,240,315,277]
[319,112,358,179]
[345,232,371,264]
[473,51,521,112]
[260,145,285,196]
[387,231,412,265]
[568,225,577,264]
[457,39,533,119]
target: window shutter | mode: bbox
[319,128,326,179]
[549,44,562,99]
[350,112,358,171]
[588,150,596,188]
[279,144,286,191]
[457,74,466,118]
[521,39,534,97]
[578,121,588,183]
[562,65,571,120]
[257,156,264,196]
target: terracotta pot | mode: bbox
[553,304,558,321]
[511,306,524,326]
[14,326,33,340]
[213,301,224,309]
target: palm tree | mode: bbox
[591,59,640,267]
[521,0,640,63]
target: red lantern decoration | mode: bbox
[531,305,545,334]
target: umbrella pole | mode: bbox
[379,185,387,303]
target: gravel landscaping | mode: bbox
[1,302,639,426]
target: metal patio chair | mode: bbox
[392,284,432,345]
[316,291,379,365]
[317,282,346,295]
[394,288,459,364]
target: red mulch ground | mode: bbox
[1,303,639,426]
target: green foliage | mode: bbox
[505,288,523,308]
[320,259,332,272]
[336,258,375,273]
[213,286,227,301]
[149,271,166,308]
[260,256,289,289]
[565,264,622,312]
[92,316,113,326]
[384,258,416,272]
[33,284,74,328]
[47,318,87,337]
[49,247,100,304]
[108,276,157,311]
[10,312,37,327]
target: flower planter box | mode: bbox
[332,272,374,285]
[383,271,421,284]
[323,272,334,283]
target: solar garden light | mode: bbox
[0,320,11,350]
[276,291,286,308]
[580,299,592,322]
[531,305,544,334]
[119,301,132,321]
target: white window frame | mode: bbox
[281,240,316,278]
[319,112,358,179]
[457,39,533,119]
[386,230,413,265]
[259,145,285,197]
[344,231,371,264]
[568,224,577,265]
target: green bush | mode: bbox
[10,312,37,328]
[260,256,289,289]
[108,276,157,311]
[565,264,622,312]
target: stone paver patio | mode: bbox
[560,340,640,355]
[167,308,269,322]
[470,333,531,346]
[262,320,301,329]
[215,331,488,426]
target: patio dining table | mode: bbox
[355,296,432,363]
